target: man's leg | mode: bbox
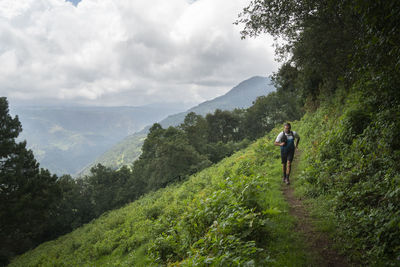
[286,160,292,183]
[282,163,287,182]
[281,149,288,182]
[285,149,295,184]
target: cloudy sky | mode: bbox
[0,0,278,107]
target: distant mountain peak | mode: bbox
[176,76,273,119]
[216,76,272,98]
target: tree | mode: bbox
[55,175,94,231]
[243,90,302,140]
[236,0,361,101]
[179,112,208,154]
[132,124,211,191]
[84,164,135,217]
[206,109,241,143]
[0,97,60,265]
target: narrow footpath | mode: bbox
[282,150,350,267]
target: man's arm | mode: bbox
[274,141,285,146]
[295,132,300,149]
[274,132,285,146]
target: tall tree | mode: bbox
[85,164,134,217]
[0,97,60,265]
[236,0,361,100]
[132,124,211,191]
[179,112,208,154]
[206,109,241,143]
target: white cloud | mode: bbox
[0,0,278,106]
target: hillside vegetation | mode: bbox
[10,84,400,265]
[10,83,400,265]
[295,90,400,265]
[10,129,311,266]
[1,83,300,265]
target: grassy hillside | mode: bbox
[10,127,312,266]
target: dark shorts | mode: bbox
[281,149,294,164]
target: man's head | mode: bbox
[284,123,291,133]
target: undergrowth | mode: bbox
[295,88,400,266]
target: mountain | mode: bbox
[79,76,275,176]
[9,104,188,176]
[159,76,274,127]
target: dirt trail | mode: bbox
[282,150,350,267]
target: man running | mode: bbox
[274,123,300,185]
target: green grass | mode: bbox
[10,127,312,266]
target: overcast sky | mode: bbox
[0,0,278,107]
